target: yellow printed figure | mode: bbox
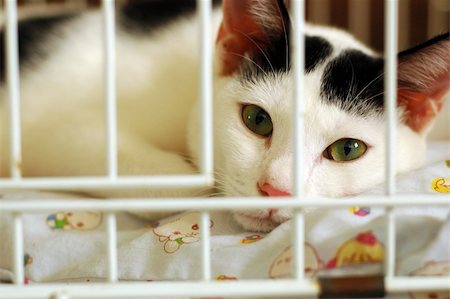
[240,234,264,244]
[216,275,237,280]
[269,243,323,278]
[153,212,213,253]
[348,206,370,217]
[326,231,384,269]
[432,177,450,193]
[410,261,450,299]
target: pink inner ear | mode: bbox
[216,0,271,76]
[398,89,441,132]
[398,72,449,133]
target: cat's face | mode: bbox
[213,55,425,231]
[208,0,449,231]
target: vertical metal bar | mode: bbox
[292,0,306,281]
[5,0,22,179]
[200,211,211,280]
[102,0,118,179]
[13,213,24,284]
[197,0,214,179]
[106,213,118,282]
[384,0,398,196]
[385,208,396,278]
[292,0,306,198]
[385,0,398,280]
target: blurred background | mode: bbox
[9,0,450,52]
[305,0,449,52]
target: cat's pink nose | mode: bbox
[259,183,291,197]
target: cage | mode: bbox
[0,0,449,298]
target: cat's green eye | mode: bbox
[324,138,367,162]
[242,104,273,137]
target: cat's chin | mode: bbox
[232,211,288,232]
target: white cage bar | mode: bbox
[384,0,399,280]
[385,0,398,197]
[1,277,449,299]
[200,211,212,281]
[103,0,118,179]
[0,175,212,189]
[105,212,118,282]
[197,0,214,177]
[102,0,119,282]
[12,213,24,285]
[292,0,306,282]
[1,196,449,213]
[1,0,449,298]
[5,0,22,179]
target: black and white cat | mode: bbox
[0,0,448,232]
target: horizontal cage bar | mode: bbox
[0,195,448,212]
[0,175,214,189]
[0,277,448,298]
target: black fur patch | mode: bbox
[239,1,332,83]
[241,34,333,79]
[120,0,221,34]
[321,50,384,114]
[0,14,74,82]
[305,36,333,73]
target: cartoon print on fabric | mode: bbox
[46,212,102,230]
[216,275,238,280]
[326,231,384,269]
[348,206,371,217]
[152,212,214,254]
[240,234,264,244]
[146,221,160,229]
[24,254,33,266]
[409,261,450,299]
[269,243,323,278]
[23,254,33,284]
[432,177,450,193]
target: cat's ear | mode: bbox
[216,0,289,76]
[397,33,449,134]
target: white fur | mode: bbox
[0,8,439,232]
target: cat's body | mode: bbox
[1,0,449,231]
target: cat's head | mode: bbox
[202,0,449,231]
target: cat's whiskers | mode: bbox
[346,58,357,103]
[178,168,230,198]
[360,91,386,111]
[351,71,385,103]
[210,167,246,196]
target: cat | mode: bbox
[0,0,448,232]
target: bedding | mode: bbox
[0,141,449,299]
